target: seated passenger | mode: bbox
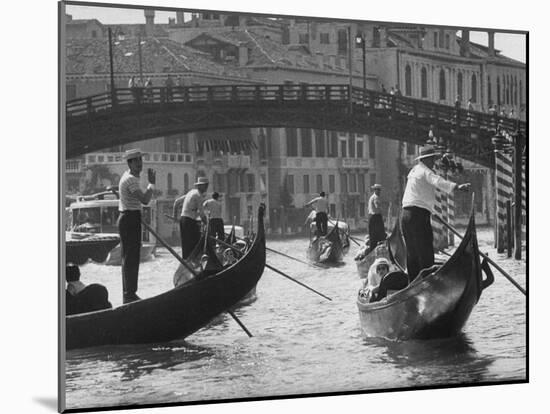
[66,263,112,315]
[359,258,390,302]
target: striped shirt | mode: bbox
[402,163,456,213]
[118,170,143,211]
[181,189,205,220]
[203,199,222,219]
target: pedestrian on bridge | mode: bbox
[401,146,470,281]
[117,149,156,303]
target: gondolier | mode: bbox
[367,184,386,254]
[118,149,156,303]
[305,191,329,236]
[401,146,470,280]
[173,176,209,259]
[203,192,224,241]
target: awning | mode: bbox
[195,128,258,153]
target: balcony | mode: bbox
[85,152,193,165]
[226,154,251,169]
[340,158,371,169]
[66,159,82,173]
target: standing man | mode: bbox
[118,149,155,303]
[401,146,470,281]
[367,184,386,254]
[173,177,209,259]
[203,192,224,241]
[305,191,329,236]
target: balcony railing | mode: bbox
[341,158,371,168]
[226,154,251,169]
[66,159,82,172]
[85,152,193,165]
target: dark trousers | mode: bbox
[400,206,434,281]
[118,211,141,296]
[367,213,386,253]
[179,216,201,259]
[208,218,225,241]
[315,212,328,236]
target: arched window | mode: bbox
[471,74,477,103]
[439,69,446,101]
[421,67,428,98]
[184,173,189,193]
[497,76,501,105]
[167,173,173,191]
[457,72,463,100]
[405,64,412,96]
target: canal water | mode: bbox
[64,227,526,410]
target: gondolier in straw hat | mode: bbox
[118,149,156,303]
[367,184,386,254]
[401,146,470,281]
[173,176,209,259]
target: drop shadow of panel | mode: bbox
[33,397,57,411]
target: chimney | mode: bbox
[461,29,471,57]
[488,30,495,57]
[144,9,155,37]
[176,11,184,25]
[380,26,387,48]
[238,42,249,66]
[316,52,324,68]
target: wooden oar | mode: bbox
[141,219,253,337]
[433,215,526,296]
[210,236,332,302]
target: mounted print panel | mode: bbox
[59,0,527,412]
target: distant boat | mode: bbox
[66,205,267,350]
[357,210,494,341]
[67,191,156,265]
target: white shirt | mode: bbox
[402,162,456,213]
[368,193,382,215]
[118,170,143,211]
[309,197,329,213]
[181,189,205,220]
[203,199,222,219]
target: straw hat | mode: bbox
[123,148,144,160]
[371,184,382,190]
[194,177,209,186]
[415,146,440,161]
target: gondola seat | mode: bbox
[376,271,409,300]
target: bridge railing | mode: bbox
[66,84,525,136]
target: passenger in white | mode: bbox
[401,146,470,280]
[305,191,329,236]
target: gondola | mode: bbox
[65,233,121,265]
[307,220,350,264]
[66,205,266,350]
[357,210,494,340]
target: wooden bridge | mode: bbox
[65,84,526,167]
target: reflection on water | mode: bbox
[65,228,526,410]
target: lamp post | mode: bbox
[355,33,366,90]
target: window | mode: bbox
[184,173,189,192]
[91,30,97,38]
[329,175,335,193]
[287,175,294,194]
[439,69,446,100]
[340,138,347,158]
[286,128,298,156]
[433,32,438,48]
[247,174,255,193]
[421,67,427,98]
[303,175,310,194]
[299,33,309,44]
[329,131,338,157]
[520,80,523,105]
[360,202,366,217]
[320,33,330,44]
[471,74,477,103]
[372,27,380,47]
[349,135,355,158]
[358,174,365,193]
[315,130,325,157]
[370,173,377,188]
[350,174,357,192]
[457,72,463,101]
[301,129,312,157]
[356,140,364,158]
[368,136,376,158]
[259,130,267,159]
[167,173,173,191]
[341,173,348,193]
[405,65,412,96]
[445,34,450,49]
[487,75,492,104]
[316,175,323,193]
[497,76,501,105]
[337,29,348,54]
